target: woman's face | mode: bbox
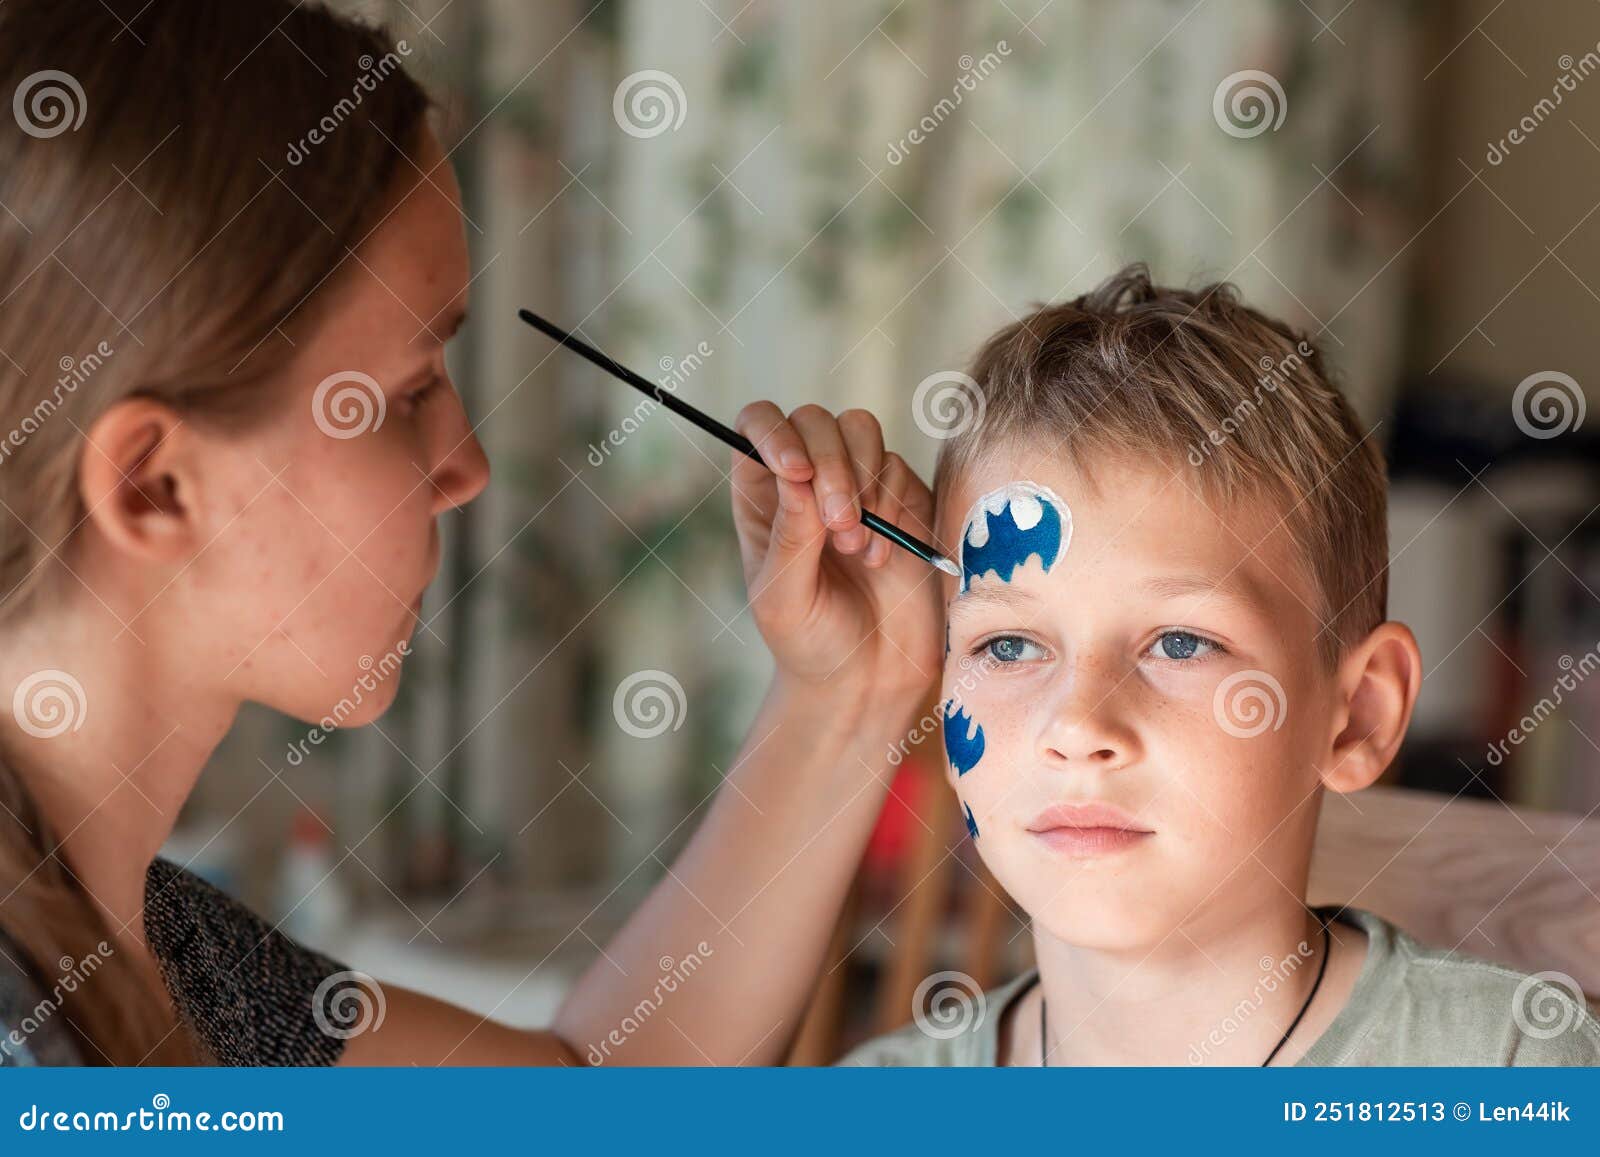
[178,127,488,727]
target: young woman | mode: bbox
[0,0,941,1065]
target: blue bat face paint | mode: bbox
[942,699,985,776]
[959,481,1071,592]
[964,801,979,839]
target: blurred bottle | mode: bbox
[277,806,347,950]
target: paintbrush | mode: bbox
[518,308,960,578]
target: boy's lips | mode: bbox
[1028,801,1151,832]
[1027,802,1153,857]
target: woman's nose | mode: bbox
[429,394,491,513]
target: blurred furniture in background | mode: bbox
[1309,785,1600,1009]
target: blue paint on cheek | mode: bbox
[964,802,979,839]
[961,497,1063,591]
[942,700,985,776]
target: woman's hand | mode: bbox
[730,402,943,709]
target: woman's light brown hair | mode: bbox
[0,0,431,1064]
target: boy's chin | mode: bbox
[1006,878,1173,952]
[1032,909,1164,952]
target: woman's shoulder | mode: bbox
[144,856,354,1066]
[1319,907,1600,1066]
[0,928,85,1066]
[833,969,1037,1067]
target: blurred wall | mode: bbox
[1419,0,1600,387]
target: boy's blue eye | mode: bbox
[985,635,1044,663]
[1147,630,1215,661]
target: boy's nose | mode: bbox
[1037,661,1138,770]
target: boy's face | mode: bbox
[937,443,1342,951]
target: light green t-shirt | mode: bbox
[838,906,1600,1066]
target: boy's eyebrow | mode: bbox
[1141,573,1264,611]
[949,573,1268,615]
[949,585,1040,613]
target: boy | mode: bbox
[843,265,1600,1066]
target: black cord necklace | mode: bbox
[1039,907,1331,1067]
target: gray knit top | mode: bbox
[0,857,352,1066]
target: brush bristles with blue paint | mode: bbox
[518,308,961,578]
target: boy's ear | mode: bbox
[1322,621,1422,793]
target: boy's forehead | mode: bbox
[937,450,1102,546]
[938,450,1313,615]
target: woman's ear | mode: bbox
[77,397,203,563]
[1322,621,1422,793]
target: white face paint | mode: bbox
[958,480,1072,590]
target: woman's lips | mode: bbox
[1027,802,1153,857]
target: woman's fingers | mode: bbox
[787,404,864,549]
[835,408,887,557]
[734,401,812,485]
[731,399,926,576]
[863,451,912,568]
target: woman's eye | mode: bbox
[985,635,1044,664]
[1146,630,1217,662]
[403,375,444,408]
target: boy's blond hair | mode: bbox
[934,263,1387,668]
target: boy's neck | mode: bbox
[1019,896,1365,1067]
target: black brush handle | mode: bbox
[518,308,954,574]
